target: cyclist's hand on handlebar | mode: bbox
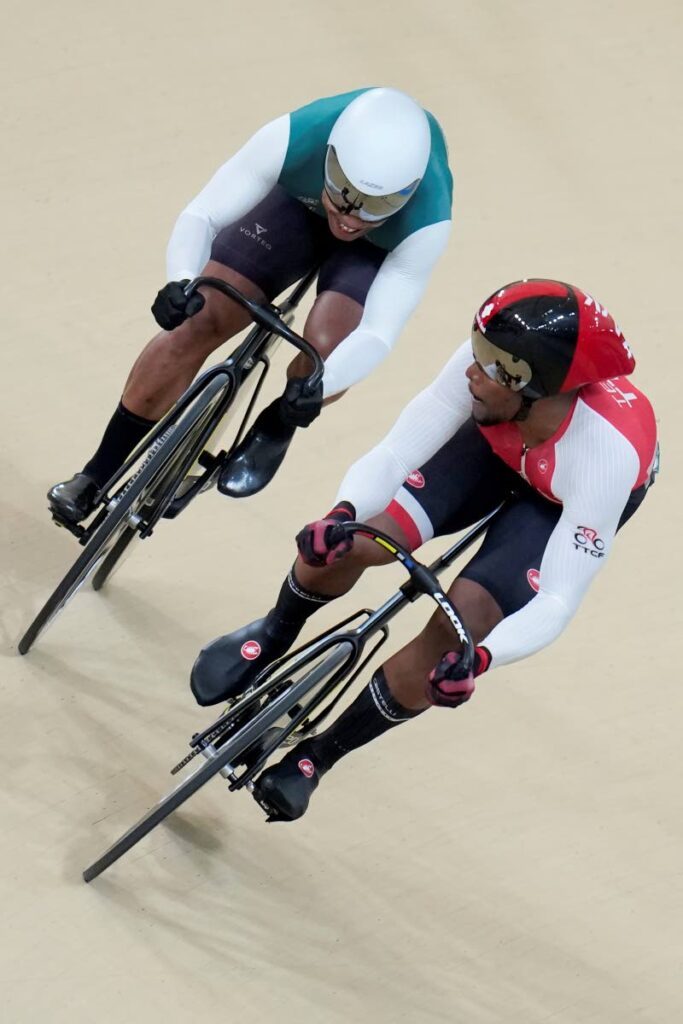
[151,280,205,331]
[279,376,324,428]
[426,647,491,708]
[296,501,356,567]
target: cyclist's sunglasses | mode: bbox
[471,321,532,392]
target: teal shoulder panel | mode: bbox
[278,93,453,248]
[278,89,371,218]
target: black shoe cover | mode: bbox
[47,473,99,524]
[255,743,321,822]
[190,617,293,707]
[217,409,295,499]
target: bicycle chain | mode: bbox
[170,712,238,776]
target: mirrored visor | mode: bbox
[471,323,532,392]
[324,145,419,223]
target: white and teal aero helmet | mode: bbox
[324,88,432,222]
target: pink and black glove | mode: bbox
[426,646,491,708]
[296,501,356,567]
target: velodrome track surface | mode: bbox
[2,2,680,1021]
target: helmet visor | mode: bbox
[324,146,420,223]
[471,322,532,392]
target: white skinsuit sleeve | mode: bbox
[165,115,290,282]
[482,411,640,667]
[334,339,474,521]
[321,220,452,398]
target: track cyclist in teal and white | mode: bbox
[48,88,454,521]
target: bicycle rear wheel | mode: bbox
[19,374,231,654]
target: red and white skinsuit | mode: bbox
[333,341,658,668]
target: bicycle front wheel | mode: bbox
[19,373,232,653]
[83,747,231,883]
[82,640,355,881]
[19,488,152,654]
[91,525,137,592]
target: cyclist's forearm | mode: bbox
[322,330,389,397]
[483,463,636,667]
[482,591,574,668]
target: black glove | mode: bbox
[151,280,205,331]
[278,376,324,428]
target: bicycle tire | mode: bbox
[91,526,137,592]
[82,641,353,881]
[91,371,233,589]
[19,374,231,654]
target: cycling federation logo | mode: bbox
[298,758,315,778]
[239,222,272,250]
[573,526,605,558]
[240,640,262,661]
[527,568,540,592]
[406,470,425,489]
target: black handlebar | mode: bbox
[341,522,475,673]
[185,276,324,393]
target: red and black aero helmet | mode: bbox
[471,279,635,400]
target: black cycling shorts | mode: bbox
[385,418,649,618]
[210,186,386,304]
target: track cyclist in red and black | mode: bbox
[191,279,659,823]
[48,87,453,522]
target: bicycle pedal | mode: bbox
[49,508,86,540]
[198,450,221,471]
[252,783,278,819]
[252,784,293,823]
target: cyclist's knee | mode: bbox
[293,534,391,583]
[340,510,412,569]
[300,291,364,359]
[194,260,265,348]
[426,576,503,646]
[292,510,410,590]
[163,296,232,354]
[348,532,393,568]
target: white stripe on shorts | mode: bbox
[392,486,435,545]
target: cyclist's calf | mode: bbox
[432,577,503,647]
